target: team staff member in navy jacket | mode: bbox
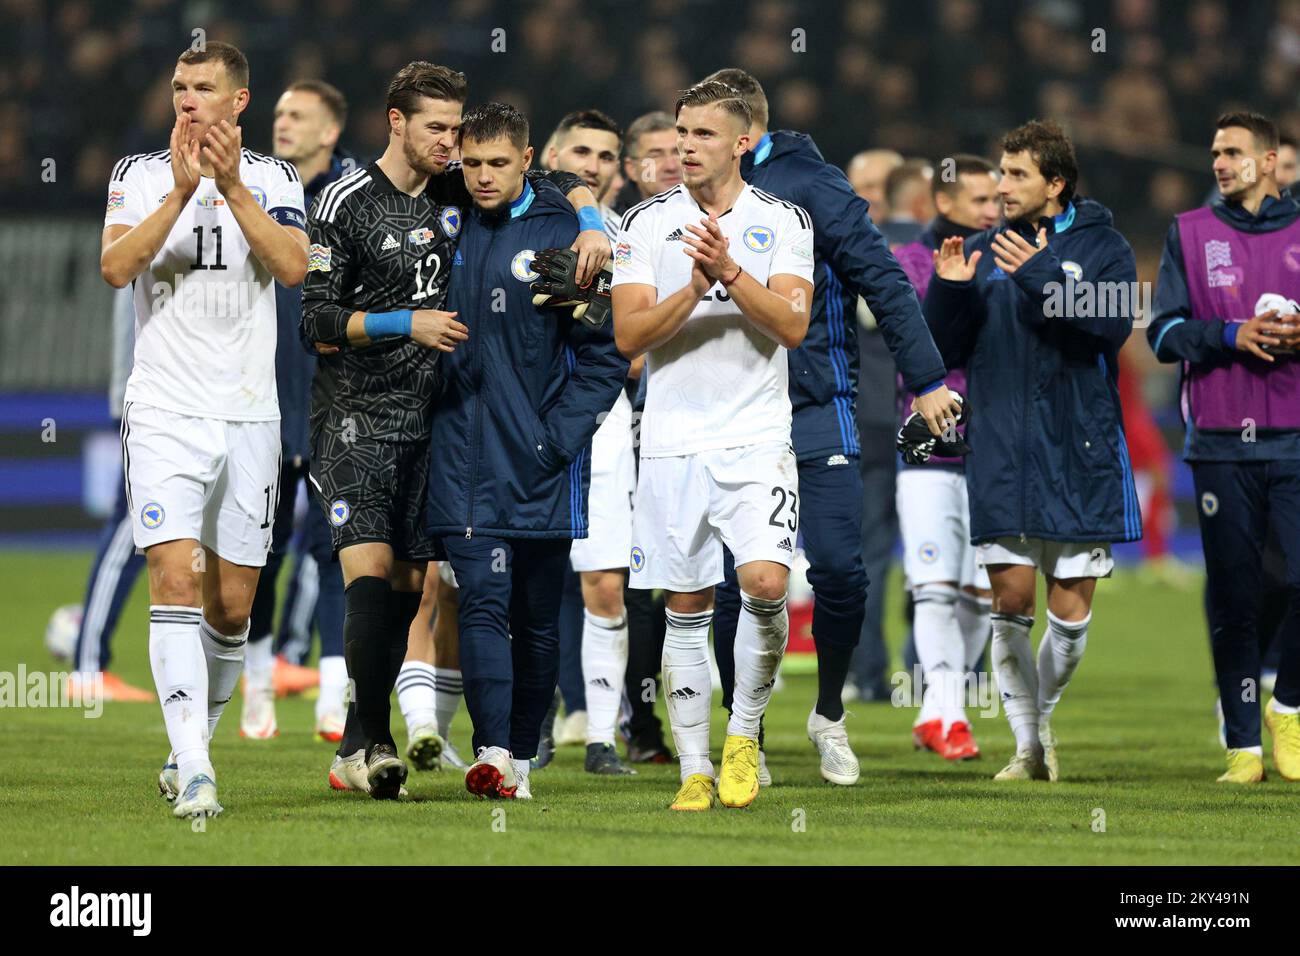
[426,104,629,801]
[925,120,1141,783]
[1147,111,1300,784]
[701,70,959,788]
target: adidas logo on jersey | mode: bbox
[164,690,192,705]
[381,233,400,252]
[826,454,850,466]
[777,537,793,553]
[668,686,700,701]
[664,227,684,242]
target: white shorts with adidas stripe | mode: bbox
[628,441,799,592]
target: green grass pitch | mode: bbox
[1,549,1297,865]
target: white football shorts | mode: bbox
[121,401,280,567]
[978,536,1114,579]
[571,390,636,573]
[896,467,989,590]
[629,441,799,592]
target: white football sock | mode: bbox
[395,660,437,733]
[316,655,348,721]
[1037,610,1090,719]
[150,605,209,784]
[244,633,275,693]
[663,608,714,780]
[432,667,463,739]
[727,592,789,739]
[912,583,965,730]
[581,610,628,746]
[991,612,1039,750]
[200,615,247,738]
[957,591,992,672]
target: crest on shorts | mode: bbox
[629,546,645,572]
[141,502,165,530]
[1200,492,1219,517]
[919,542,940,564]
[743,225,774,252]
[329,499,351,527]
[441,206,462,238]
[512,249,539,282]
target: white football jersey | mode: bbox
[105,147,306,421]
[612,183,813,457]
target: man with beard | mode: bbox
[301,62,608,798]
[925,120,1141,782]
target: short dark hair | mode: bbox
[934,153,998,198]
[1216,111,1280,152]
[701,68,768,130]
[1281,133,1298,150]
[459,102,529,151]
[1000,119,1079,203]
[553,109,622,147]
[287,79,348,129]
[386,61,467,118]
[177,41,249,90]
[625,111,675,156]
[674,80,752,132]
[885,158,933,209]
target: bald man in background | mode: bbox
[846,149,903,220]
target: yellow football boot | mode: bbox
[1216,748,1265,784]
[718,735,760,808]
[669,773,715,811]
[1264,699,1300,781]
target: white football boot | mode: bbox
[807,710,861,785]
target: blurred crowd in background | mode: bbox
[5,0,1298,246]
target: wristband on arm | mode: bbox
[577,206,604,234]
[364,309,413,341]
[1221,322,1240,349]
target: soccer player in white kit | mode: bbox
[546,110,641,774]
[100,42,308,819]
[612,80,814,811]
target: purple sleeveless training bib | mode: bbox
[1176,206,1300,429]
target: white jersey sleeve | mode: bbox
[769,204,815,283]
[611,203,658,288]
[104,151,167,229]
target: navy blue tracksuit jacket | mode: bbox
[740,131,946,462]
[924,198,1142,544]
[426,179,629,538]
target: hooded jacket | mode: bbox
[924,198,1142,543]
[740,130,946,463]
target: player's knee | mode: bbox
[993,590,1034,617]
[807,560,868,607]
[740,570,788,603]
[586,576,626,618]
[205,592,254,634]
